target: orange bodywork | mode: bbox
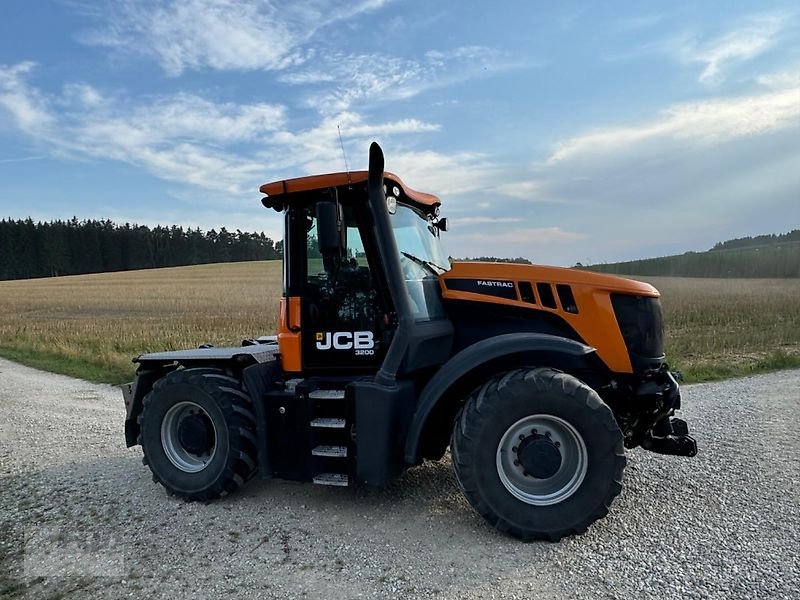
[440,262,660,374]
[278,296,303,373]
[260,171,440,209]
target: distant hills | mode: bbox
[581,230,800,278]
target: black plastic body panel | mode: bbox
[444,299,588,354]
[242,360,282,478]
[353,380,416,486]
[262,388,313,481]
[123,367,170,447]
[398,317,454,375]
[610,294,666,372]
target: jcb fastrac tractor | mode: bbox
[123,142,696,541]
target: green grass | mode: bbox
[0,345,133,384]
[677,350,800,383]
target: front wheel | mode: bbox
[451,367,625,541]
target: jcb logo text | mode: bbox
[316,331,375,355]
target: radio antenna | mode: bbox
[337,125,351,186]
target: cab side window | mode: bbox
[303,214,383,368]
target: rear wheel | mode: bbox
[138,368,258,501]
[451,367,625,541]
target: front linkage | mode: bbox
[607,365,698,457]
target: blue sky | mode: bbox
[1,1,799,265]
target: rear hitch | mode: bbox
[642,417,697,457]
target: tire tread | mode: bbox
[451,367,626,542]
[139,367,258,502]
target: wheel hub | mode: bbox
[177,414,215,455]
[496,414,588,506]
[517,434,562,479]
[161,401,218,473]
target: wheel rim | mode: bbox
[161,401,217,473]
[496,414,588,506]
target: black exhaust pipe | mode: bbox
[366,142,414,386]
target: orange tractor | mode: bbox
[123,143,696,540]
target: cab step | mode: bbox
[310,417,346,429]
[313,473,349,486]
[312,445,348,458]
[308,389,346,400]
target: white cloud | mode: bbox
[605,12,794,82]
[118,143,267,193]
[679,13,788,84]
[81,0,392,76]
[84,94,287,144]
[0,154,46,164]
[0,62,53,131]
[259,111,442,176]
[521,80,800,264]
[386,150,501,197]
[0,62,448,196]
[283,46,530,113]
[0,63,284,193]
[756,69,800,89]
[62,83,104,108]
[548,87,800,164]
[496,181,543,200]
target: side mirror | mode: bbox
[435,217,449,232]
[316,193,344,256]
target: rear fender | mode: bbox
[404,333,599,464]
[124,341,279,447]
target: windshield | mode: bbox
[390,205,450,321]
[390,205,450,272]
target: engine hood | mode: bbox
[438,261,659,375]
[443,261,659,296]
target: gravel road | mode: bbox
[1,357,798,600]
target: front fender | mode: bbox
[404,333,596,464]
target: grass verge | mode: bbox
[0,345,132,385]
[675,350,800,383]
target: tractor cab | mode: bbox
[259,162,454,378]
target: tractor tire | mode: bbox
[138,367,258,501]
[451,367,625,541]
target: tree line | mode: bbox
[459,256,532,264]
[712,229,800,251]
[0,218,283,281]
[583,243,800,278]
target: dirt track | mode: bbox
[1,357,799,599]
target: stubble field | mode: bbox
[0,261,798,383]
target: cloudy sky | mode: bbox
[1,1,799,265]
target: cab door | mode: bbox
[301,210,388,372]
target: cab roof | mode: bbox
[259,171,441,211]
